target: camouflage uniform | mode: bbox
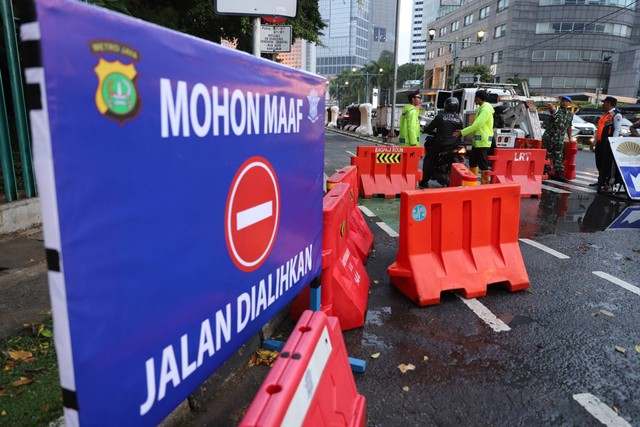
[542,108,573,175]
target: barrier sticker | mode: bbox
[25,0,324,425]
[610,137,640,200]
[376,153,402,163]
[411,204,427,222]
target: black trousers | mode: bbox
[594,140,617,185]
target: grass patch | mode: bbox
[0,316,63,426]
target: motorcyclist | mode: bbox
[418,97,464,188]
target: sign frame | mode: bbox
[215,0,297,18]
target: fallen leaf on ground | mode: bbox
[615,346,627,355]
[8,350,33,361]
[373,280,379,284]
[397,363,416,373]
[613,406,619,413]
[371,352,380,359]
[402,386,409,392]
[635,345,640,353]
[599,309,614,317]
[423,355,429,361]
[247,349,279,367]
[11,377,34,387]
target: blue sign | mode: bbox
[610,137,640,200]
[26,0,324,425]
[607,206,640,230]
[411,204,427,222]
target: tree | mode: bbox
[457,64,492,87]
[397,63,423,88]
[93,0,326,54]
[506,74,529,95]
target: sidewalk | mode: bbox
[0,225,50,340]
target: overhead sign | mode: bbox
[609,137,640,200]
[607,205,640,230]
[215,0,297,17]
[23,0,324,425]
[261,25,292,53]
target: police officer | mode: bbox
[454,90,494,184]
[418,97,463,188]
[592,96,622,190]
[399,92,421,146]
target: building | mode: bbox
[316,0,397,78]
[277,39,317,73]
[420,0,640,98]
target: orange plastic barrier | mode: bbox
[290,183,370,331]
[387,185,530,306]
[449,163,479,187]
[241,310,366,427]
[488,148,548,198]
[327,166,374,263]
[350,145,424,198]
[562,141,578,180]
[514,138,543,149]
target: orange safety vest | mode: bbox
[596,109,619,141]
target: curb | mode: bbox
[0,198,41,235]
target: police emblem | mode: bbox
[90,41,141,124]
[307,89,321,123]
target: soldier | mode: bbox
[542,95,573,183]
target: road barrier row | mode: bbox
[327,166,374,264]
[291,182,370,331]
[388,184,530,306]
[449,163,479,187]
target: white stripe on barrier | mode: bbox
[376,222,398,237]
[519,238,570,259]
[457,296,511,332]
[593,271,640,297]
[573,393,632,427]
[281,326,332,427]
[358,205,375,218]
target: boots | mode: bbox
[481,170,491,185]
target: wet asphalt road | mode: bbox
[192,131,640,427]
[324,130,640,426]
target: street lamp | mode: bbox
[427,28,485,89]
[351,67,384,103]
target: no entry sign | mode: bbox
[226,157,280,271]
[23,0,324,424]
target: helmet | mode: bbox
[444,97,459,112]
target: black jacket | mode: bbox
[423,112,463,146]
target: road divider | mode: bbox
[241,310,366,427]
[350,145,423,198]
[388,184,530,306]
[291,183,370,330]
[488,148,549,198]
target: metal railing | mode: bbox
[0,0,36,203]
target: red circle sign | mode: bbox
[262,16,287,24]
[225,157,280,272]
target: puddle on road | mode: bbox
[359,189,638,238]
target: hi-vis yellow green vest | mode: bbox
[461,102,494,148]
[399,104,420,146]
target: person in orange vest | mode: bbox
[592,96,622,191]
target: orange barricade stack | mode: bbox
[488,148,548,198]
[449,163,479,187]
[562,140,578,180]
[290,183,370,331]
[387,185,530,306]
[327,166,374,263]
[514,138,543,149]
[241,310,366,427]
[350,145,424,198]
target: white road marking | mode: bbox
[541,184,571,194]
[376,221,398,237]
[236,201,273,230]
[358,205,376,217]
[519,238,570,259]
[545,179,597,193]
[575,171,598,178]
[593,271,640,297]
[346,150,357,157]
[573,393,632,427]
[457,296,511,332]
[570,178,596,186]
